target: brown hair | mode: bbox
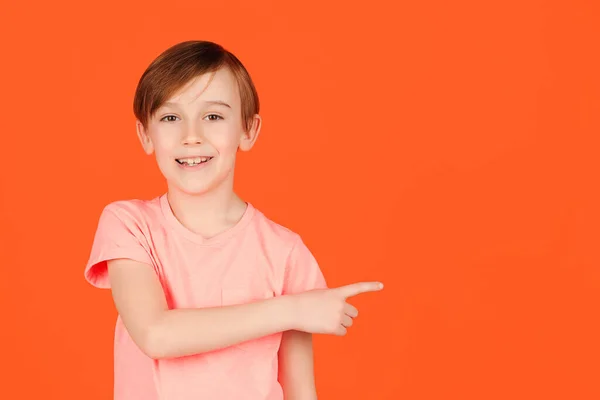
[133,40,260,132]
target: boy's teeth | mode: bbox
[177,156,210,166]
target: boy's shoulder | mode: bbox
[102,196,159,211]
[103,196,159,212]
[99,196,162,225]
[251,205,303,245]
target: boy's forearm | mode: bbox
[278,330,318,400]
[145,295,296,359]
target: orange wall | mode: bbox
[0,1,598,399]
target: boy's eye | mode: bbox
[160,115,179,122]
[205,114,223,121]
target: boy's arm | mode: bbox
[278,330,319,400]
[108,258,381,360]
[108,258,296,359]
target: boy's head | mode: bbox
[133,40,262,195]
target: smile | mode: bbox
[175,156,214,166]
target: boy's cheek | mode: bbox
[210,136,237,151]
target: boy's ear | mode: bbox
[136,120,154,155]
[239,114,262,152]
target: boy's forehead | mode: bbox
[168,68,238,106]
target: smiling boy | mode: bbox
[85,40,383,400]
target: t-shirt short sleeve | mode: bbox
[282,235,328,295]
[84,203,155,289]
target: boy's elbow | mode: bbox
[141,333,163,360]
[139,322,170,360]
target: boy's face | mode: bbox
[136,67,261,196]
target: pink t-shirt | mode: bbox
[85,193,327,400]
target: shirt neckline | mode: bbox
[159,193,255,245]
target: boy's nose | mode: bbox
[181,125,204,145]
[183,136,202,145]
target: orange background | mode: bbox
[1,0,599,399]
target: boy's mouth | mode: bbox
[175,156,214,166]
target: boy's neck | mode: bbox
[165,182,247,239]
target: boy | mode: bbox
[85,40,383,400]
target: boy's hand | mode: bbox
[288,282,384,336]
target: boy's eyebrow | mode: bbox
[161,100,232,109]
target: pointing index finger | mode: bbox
[337,281,384,298]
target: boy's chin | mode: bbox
[168,178,223,196]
